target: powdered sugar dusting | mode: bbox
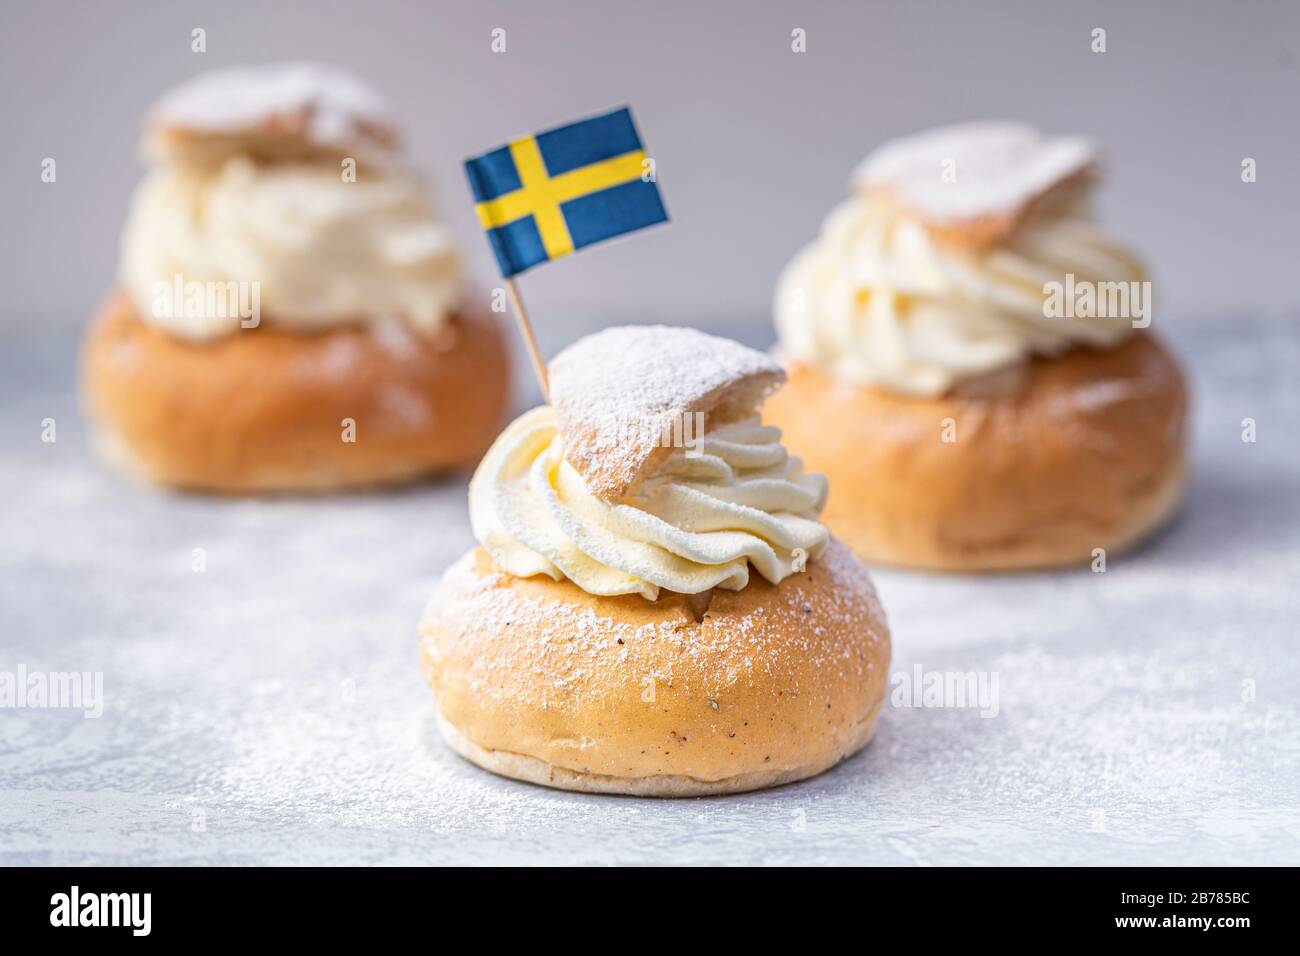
[854,121,1097,227]
[424,539,884,716]
[4,317,1299,864]
[549,325,784,500]
[147,62,396,153]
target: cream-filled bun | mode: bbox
[421,327,891,796]
[82,62,509,493]
[769,122,1189,571]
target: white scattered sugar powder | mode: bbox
[548,325,784,498]
[853,121,1097,224]
[5,316,1299,865]
[147,61,395,151]
[422,540,885,721]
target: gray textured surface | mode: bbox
[2,317,1298,866]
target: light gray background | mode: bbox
[2,0,1298,330]
[3,2,1299,866]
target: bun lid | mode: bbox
[142,61,399,166]
[548,325,785,502]
[853,121,1099,248]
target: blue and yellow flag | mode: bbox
[464,107,668,278]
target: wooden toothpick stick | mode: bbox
[503,278,550,404]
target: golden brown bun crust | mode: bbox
[765,334,1189,572]
[420,540,890,796]
[81,292,510,493]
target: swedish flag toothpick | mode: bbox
[464,106,668,399]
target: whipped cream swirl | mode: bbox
[470,407,829,600]
[774,189,1148,396]
[120,158,464,339]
